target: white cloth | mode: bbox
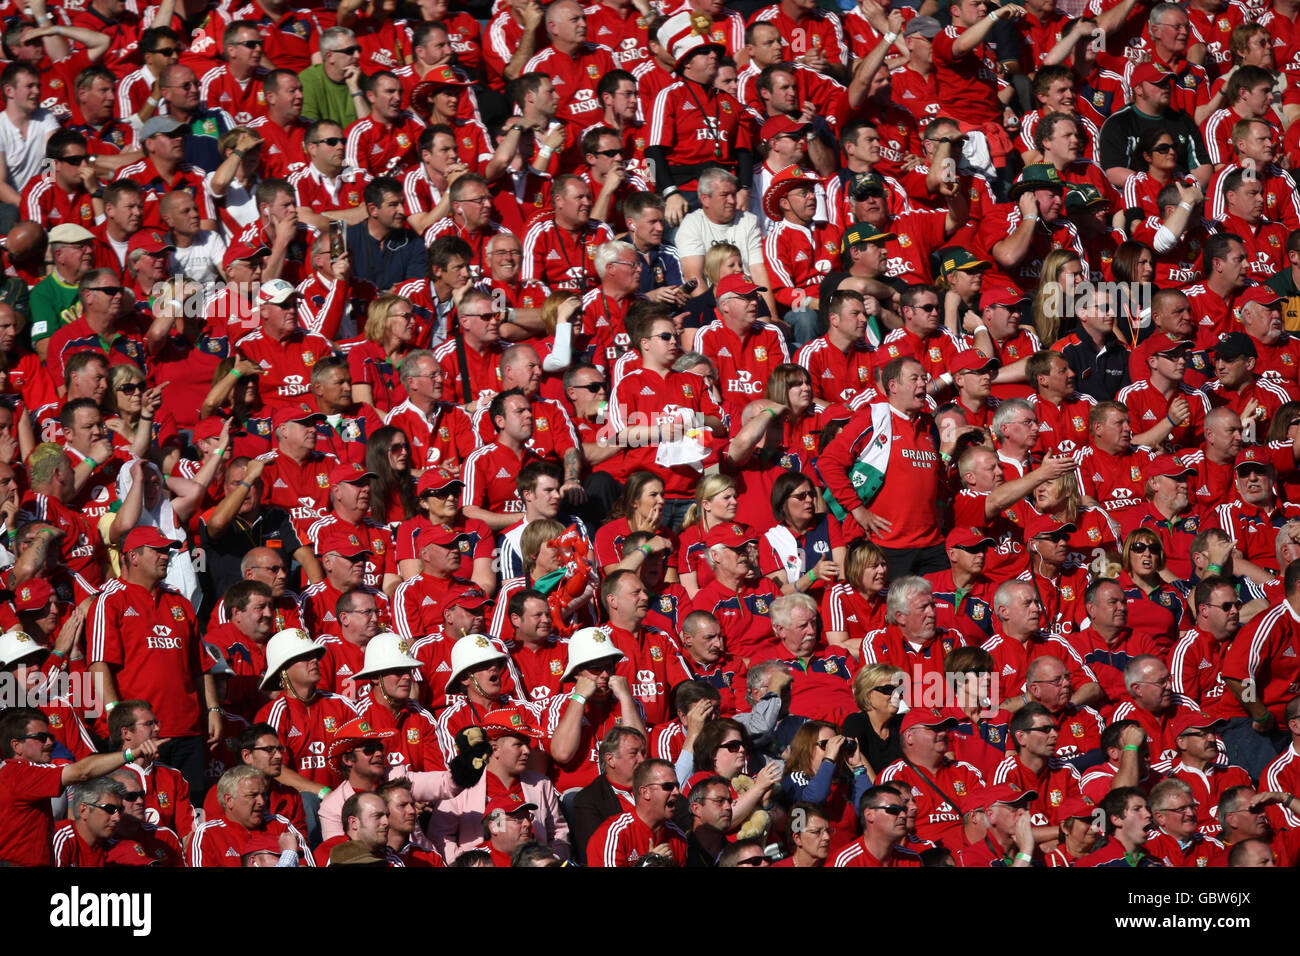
[117,460,201,606]
[0,109,60,195]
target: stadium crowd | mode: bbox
[3,0,1300,869]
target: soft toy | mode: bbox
[729,774,772,842]
[534,525,594,637]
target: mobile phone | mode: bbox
[329,220,345,259]
[682,278,698,293]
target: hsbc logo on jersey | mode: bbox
[726,369,764,396]
[632,668,662,699]
[278,375,307,396]
[147,623,182,650]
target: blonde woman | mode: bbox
[1030,249,1084,347]
[348,293,417,413]
[841,662,907,782]
[677,473,742,597]
[206,127,264,230]
[681,242,755,350]
[535,291,587,396]
[104,363,179,472]
[822,540,890,654]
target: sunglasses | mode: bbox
[1206,600,1243,611]
[120,790,146,801]
[58,155,90,165]
[388,442,410,451]
[1129,541,1162,554]
[90,286,125,296]
[354,740,385,755]
[644,781,678,792]
[868,804,907,816]
[952,543,991,554]
[89,803,124,815]
[312,136,345,147]
[871,684,900,695]
[590,147,624,158]
[230,39,264,48]
[1149,143,1177,154]
[151,46,179,56]
[571,381,608,393]
[16,731,54,743]
[330,45,361,55]
[1026,724,1056,734]
[648,331,677,342]
[116,382,145,395]
[421,487,460,499]
[717,739,744,753]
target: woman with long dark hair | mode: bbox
[365,425,417,528]
[760,470,843,597]
[593,470,678,576]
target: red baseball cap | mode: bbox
[417,471,464,496]
[872,340,917,370]
[1058,796,1096,822]
[1238,285,1284,309]
[12,577,53,613]
[316,526,372,558]
[192,417,228,442]
[222,240,269,269]
[127,229,175,256]
[760,114,810,142]
[714,273,767,302]
[122,526,178,551]
[704,522,758,549]
[1145,454,1195,481]
[979,283,1022,311]
[960,782,1038,815]
[271,405,326,430]
[946,526,995,549]
[951,349,999,374]
[482,707,543,741]
[443,585,491,615]
[484,793,538,818]
[900,708,959,733]
[328,462,376,486]
[1234,446,1272,471]
[422,524,472,549]
[1024,514,1077,540]
[1131,62,1173,86]
[1170,711,1229,740]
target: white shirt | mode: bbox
[674,207,764,270]
[203,170,258,227]
[172,229,228,288]
[0,108,60,195]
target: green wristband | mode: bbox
[1123,744,1140,752]
[230,368,243,380]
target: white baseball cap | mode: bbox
[257,278,298,306]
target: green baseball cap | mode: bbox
[1065,183,1112,211]
[842,221,896,253]
[938,248,991,276]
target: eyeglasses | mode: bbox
[732,855,766,865]
[120,790,146,801]
[343,607,380,616]
[116,382,145,395]
[1157,802,1198,814]
[460,312,501,320]
[354,741,385,755]
[455,195,493,205]
[703,795,734,805]
[58,155,90,165]
[716,739,744,753]
[251,744,286,754]
[1149,143,1176,154]
[311,136,345,147]
[491,249,522,258]
[388,312,414,321]
[167,81,199,90]
[1005,419,1039,428]
[388,442,410,451]
[89,803,124,815]
[230,39,264,48]
[787,491,815,502]
[801,825,836,837]
[591,148,624,158]
[89,286,125,296]
[1030,674,1070,687]
[1206,600,1243,611]
[1129,541,1162,554]
[571,381,607,393]
[249,565,287,575]
[329,45,361,55]
[610,259,642,270]
[867,804,907,816]
[16,731,53,743]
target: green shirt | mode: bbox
[299,64,360,129]
[28,272,79,345]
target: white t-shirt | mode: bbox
[0,108,60,195]
[674,207,764,271]
[203,170,258,227]
[172,229,228,287]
